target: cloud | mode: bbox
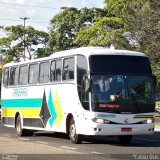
[16,0,27,5]
[49,0,104,9]
[0,0,104,31]
[82,0,87,7]
[39,0,46,2]
[26,9,37,17]
[0,0,13,2]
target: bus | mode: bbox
[1,47,155,144]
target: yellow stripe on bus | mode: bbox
[134,116,153,118]
[54,89,64,127]
[2,108,40,118]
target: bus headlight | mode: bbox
[92,118,110,124]
[142,118,155,124]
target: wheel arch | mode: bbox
[14,111,23,128]
[66,113,73,134]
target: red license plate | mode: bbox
[121,128,132,132]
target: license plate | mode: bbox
[121,128,132,132]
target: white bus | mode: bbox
[1,47,155,144]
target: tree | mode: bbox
[74,17,130,49]
[74,1,131,49]
[0,25,49,62]
[48,7,106,52]
[36,47,53,58]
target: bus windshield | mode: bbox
[90,55,155,114]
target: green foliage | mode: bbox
[48,7,106,52]
[74,17,130,49]
[105,0,127,17]
[0,25,49,62]
[36,48,53,58]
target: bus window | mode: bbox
[50,61,56,82]
[3,68,9,87]
[77,55,89,110]
[63,57,75,81]
[39,61,50,83]
[55,59,62,82]
[29,63,39,84]
[19,65,28,85]
[9,67,19,86]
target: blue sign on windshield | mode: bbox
[117,75,124,82]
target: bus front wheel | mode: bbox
[69,118,83,144]
[118,135,132,145]
[16,115,33,136]
[16,115,25,136]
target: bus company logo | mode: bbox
[12,88,28,97]
[97,113,116,118]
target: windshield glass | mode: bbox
[89,55,154,114]
[91,75,154,113]
[90,55,151,75]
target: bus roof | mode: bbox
[50,47,147,58]
[3,47,147,68]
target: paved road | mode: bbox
[0,118,160,160]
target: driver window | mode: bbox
[77,55,89,110]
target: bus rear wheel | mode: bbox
[16,115,33,137]
[118,135,132,145]
[69,118,83,144]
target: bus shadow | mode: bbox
[34,131,69,139]
[33,131,160,147]
[83,133,160,147]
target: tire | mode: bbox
[69,118,83,144]
[118,135,132,145]
[16,115,34,137]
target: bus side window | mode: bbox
[3,68,9,87]
[63,57,75,81]
[19,65,28,85]
[55,59,62,82]
[51,61,56,82]
[77,55,89,110]
[39,61,50,83]
[29,63,39,84]
[9,67,19,86]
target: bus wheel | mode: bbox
[16,115,33,137]
[118,135,132,145]
[69,118,83,144]
[16,115,24,136]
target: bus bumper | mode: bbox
[81,123,155,136]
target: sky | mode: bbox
[0,0,105,36]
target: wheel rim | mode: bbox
[16,117,21,134]
[69,123,76,141]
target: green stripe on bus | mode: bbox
[1,98,42,108]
